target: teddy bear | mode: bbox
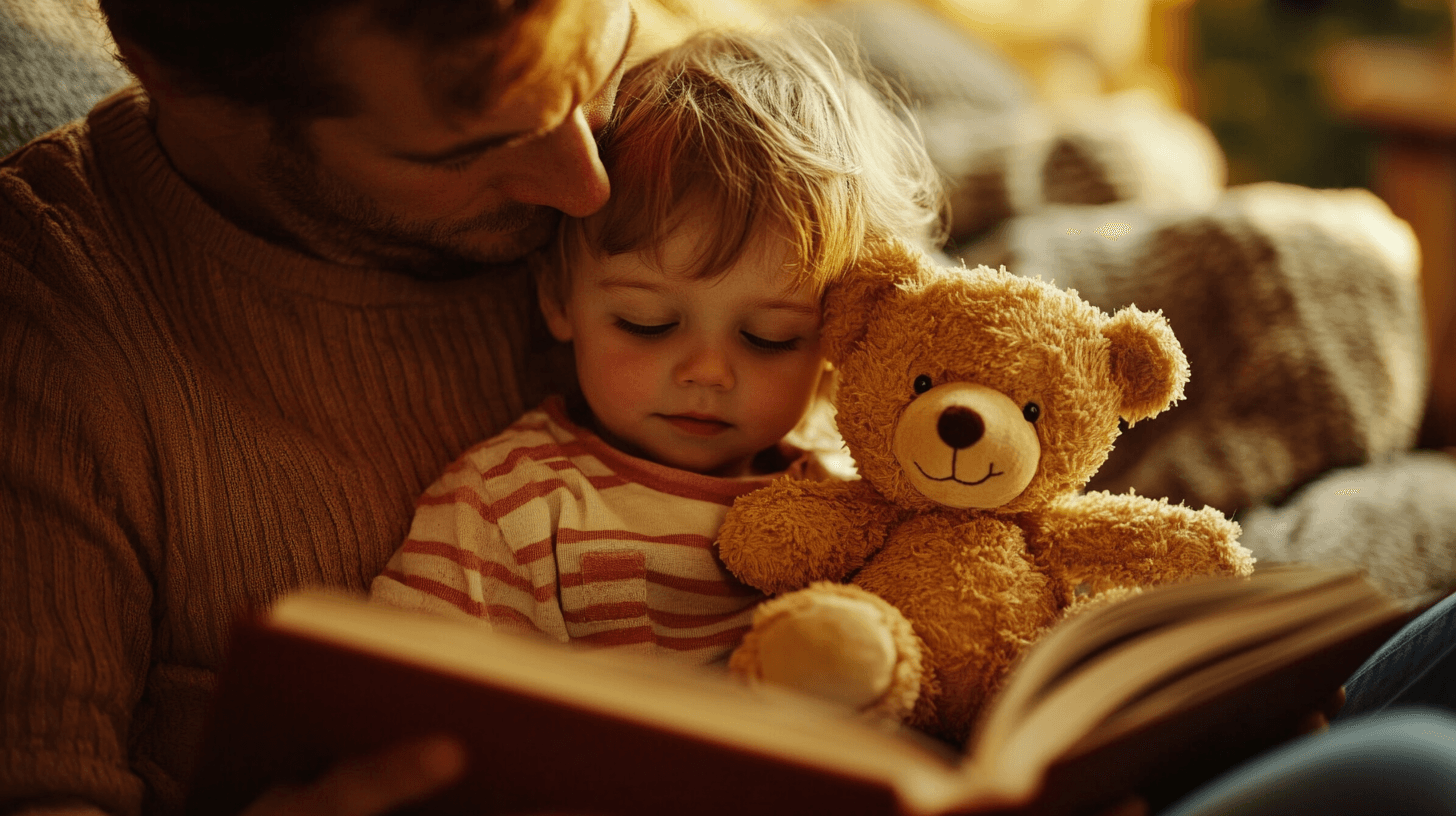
[717,242,1255,743]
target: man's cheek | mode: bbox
[372,179,470,217]
[338,162,476,217]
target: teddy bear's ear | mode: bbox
[1103,306,1190,425]
[821,240,928,363]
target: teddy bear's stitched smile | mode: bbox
[914,455,1003,486]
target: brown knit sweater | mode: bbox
[0,86,568,816]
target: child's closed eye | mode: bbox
[742,332,799,353]
[614,318,676,337]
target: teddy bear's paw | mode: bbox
[737,591,898,710]
[1064,584,1143,620]
[730,583,924,722]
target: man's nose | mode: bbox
[510,107,611,218]
[676,346,735,391]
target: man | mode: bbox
[0,0,634,814]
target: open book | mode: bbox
[188,566,1408,816]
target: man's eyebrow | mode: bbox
[393,9,637,166]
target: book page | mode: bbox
[956,567,1385,805]
[1079,595,1399,751]
[977,567,1360,753]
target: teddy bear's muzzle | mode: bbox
[894,382,1041,509]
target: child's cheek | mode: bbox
[586,343,664,408]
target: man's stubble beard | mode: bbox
[258,132,557,278]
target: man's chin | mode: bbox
[456,218,556,264]
[369,216,557,277]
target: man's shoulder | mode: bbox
[0,117,108,253]
[0,122,120,353]
[0,101,152,401]
[1,88,149,264]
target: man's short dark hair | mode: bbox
[100,0,542,124]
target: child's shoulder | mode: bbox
[444,398,585,480]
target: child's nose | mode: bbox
[676,346,735,391]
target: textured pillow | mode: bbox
[1,0,131,157]
[1240,451,1456,606]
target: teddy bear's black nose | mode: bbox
[937,406,985,449]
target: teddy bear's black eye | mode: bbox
[1023,402,1041,423]
[913,375,933,395]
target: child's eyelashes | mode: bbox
[742,332,800,353]
[614,318,676,337]
[612,318,800,353]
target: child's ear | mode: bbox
[535,272,574,343]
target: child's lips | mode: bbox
[660,413,732,436]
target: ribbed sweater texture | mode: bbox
[0,86,566,816]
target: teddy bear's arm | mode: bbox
[1028,490,1255,592]
[717,479,903,595]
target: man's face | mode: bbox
[261,0,634,271]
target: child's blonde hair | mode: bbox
[549,24,944,297]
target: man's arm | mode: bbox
[0,254,159,814]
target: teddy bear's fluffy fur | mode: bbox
[718,244,1255,742]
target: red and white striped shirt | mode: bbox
[371,397,828,664]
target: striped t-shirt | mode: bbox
[370,396,828,664]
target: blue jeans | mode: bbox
[1340,590,1456,718]
[1160,708,1456,816]
[1160,591,1456,816]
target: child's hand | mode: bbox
[243,734,465,816]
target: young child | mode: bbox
[370,26,942,663]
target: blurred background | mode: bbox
[1191,0,1451,190]
[660,0,1452,183]
[1187,0,1456,451]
